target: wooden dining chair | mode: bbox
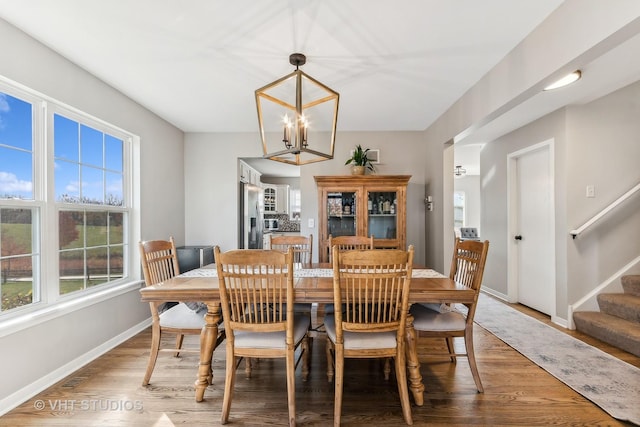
[327,234,374,262]
[410,237,489,392]
[325,245,415,426]
[214,247,310,427]
[270,234,313,267]
[270,234,314,330]
[138,237,224,386]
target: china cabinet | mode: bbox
[315,175,410,262]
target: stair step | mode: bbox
[622,275,640,296]
[597,293,640,323]
[573,311,640,357]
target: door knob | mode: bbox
[514,235,523,240]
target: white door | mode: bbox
[509,142,555,316]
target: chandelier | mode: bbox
[255,53,339,165]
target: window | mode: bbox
[0,82,133,316]
[289,188,301,220]
[454,191,465,229]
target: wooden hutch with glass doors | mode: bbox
[315,175,410,262]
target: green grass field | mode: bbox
[1,220,123,311]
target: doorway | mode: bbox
[507,140,556,316]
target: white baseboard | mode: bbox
[0,318,151,416]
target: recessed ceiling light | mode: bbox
[544,70,582,91]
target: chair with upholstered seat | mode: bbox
[325,245,414,426]
[410,237,489,392]
[269,234,314,320]
[138,237,224,386]
[215,247,310,426]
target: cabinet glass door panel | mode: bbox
[327,191,357,237]
[264,187,276,212]
[367,190,397,239]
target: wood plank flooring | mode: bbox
[1,298,638,426]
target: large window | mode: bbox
[0,83,133,316]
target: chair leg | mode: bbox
[333,345,344,427]
[174,334,184,357]
[383,358,391,380]
[143,324,161,386]
[326,339,335,383]
[394,350,414,425]
[301,336,310,381]
[286,347,297,427]
[221,346,236,424]
[245,357,252,379]
[445,337,456,363]
[465,327,484,393]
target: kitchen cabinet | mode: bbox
[264,184,289,214]
[315,175,410,262]
[239,160,261,185]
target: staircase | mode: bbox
[573,275,640,357]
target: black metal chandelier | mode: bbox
[255,53,339,166]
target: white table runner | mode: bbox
[179,266,445,279]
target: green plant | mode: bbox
[345,144,375,171]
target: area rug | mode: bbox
[474,293,640,425]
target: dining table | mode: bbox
[139,263,476,406]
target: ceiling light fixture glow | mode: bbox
[544,70,582,91]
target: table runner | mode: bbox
[179,266,445,279]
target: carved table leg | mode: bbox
[195,301,221,402]
[405,311,424,406]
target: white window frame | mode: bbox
[0,76,139,333]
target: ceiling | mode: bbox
[1,1,639,177]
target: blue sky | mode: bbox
[0,92,124,203]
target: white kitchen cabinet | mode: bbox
[239,160,261,185]
[263,184,289,214]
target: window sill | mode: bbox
[0,280,143,338]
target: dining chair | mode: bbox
[214,246,310,427]
[325,245,415,426]
[270,234,313,267]
[327,234,374,262]
[269,234,314,332]
[138,237,225,386]
[409,237,489,392]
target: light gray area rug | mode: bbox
[474,293,640,425]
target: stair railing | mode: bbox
[570,182,640,239]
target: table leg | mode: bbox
[195,301,221,402]
[405,311,424,406]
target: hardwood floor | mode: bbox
[1,298,638,426]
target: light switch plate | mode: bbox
[308,218,314,228]
[586,185,595,198]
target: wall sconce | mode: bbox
[454,165,467,177]
[255,53,340,166]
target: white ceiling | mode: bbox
[1,1,639,177]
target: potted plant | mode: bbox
[345,144,375,175]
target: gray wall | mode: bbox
[480,80,640,320]
[480,110,568,313]
[0,18,184,410]
[184,131,430,265]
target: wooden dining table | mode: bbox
[139,263,476,406]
